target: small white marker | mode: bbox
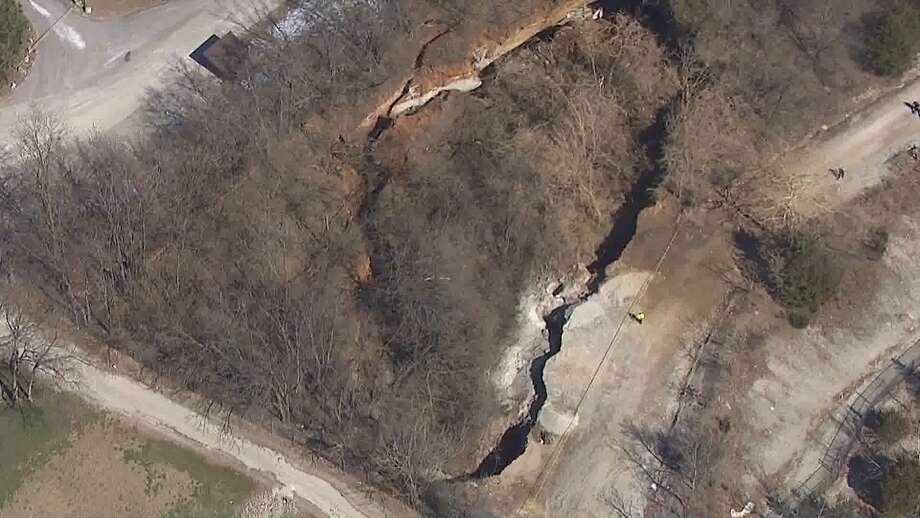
[104,51,126,67]
[28,0,51,18]
[54,24,86,50]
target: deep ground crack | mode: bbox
[465,103,673,479]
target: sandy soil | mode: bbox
[628,120,920,515]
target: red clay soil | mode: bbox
[336,0,596,291]
[355,0,592,135]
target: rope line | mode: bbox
[517,212,683,515]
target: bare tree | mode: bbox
[0,3,704,513]
[551,80,631,221]
[0,302,75,406]
[615,419,719,518]
[602,485,640,518]
[12,111,86,321]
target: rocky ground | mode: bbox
[470,201,736,516]
[738,156,920,501]
[475,76,920,518]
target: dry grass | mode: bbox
[0,392,260,518]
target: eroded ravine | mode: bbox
[467,104,673,478]
[348,0,674,481]
[355,1,597,225]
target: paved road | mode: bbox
[0,0,269,145]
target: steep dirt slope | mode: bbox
[356,0,595,134]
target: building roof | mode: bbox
[189,32,246,80]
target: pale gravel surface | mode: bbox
[747,216,920,485]
[743,76,920,485]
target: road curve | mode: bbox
[72,356,378,518]
[1,0,274,144]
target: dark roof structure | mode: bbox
[189,32,246,80]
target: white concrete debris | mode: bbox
[275,6,308,37]
[240,488,297,518]
[730,502,755,518]
[391,76,482,116]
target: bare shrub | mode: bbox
[661,85,758,208]
[0,299,77,407]
[862,2,920,76]
[865,408,911,446]
[0,4,683,512]
[670,0,879,141]
[614,419,720,518]
[880,455,920,517]
[549,82,631,221]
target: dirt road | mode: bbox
[70,355,392,518]
[792,78,920,211]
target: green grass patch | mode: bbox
[122,438,258,518]
[864,2,920,76]
[881,455,920,518]
[767,232,842,328]
[0,391,94,509]
[0,0,29,83]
